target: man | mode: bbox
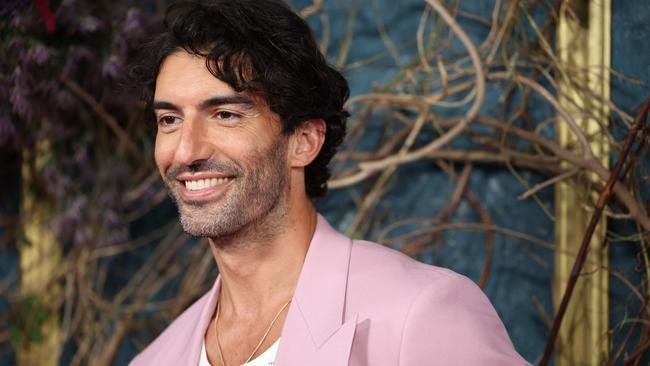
[130,1,530,365]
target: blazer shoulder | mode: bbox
[346,239,474,323]
[129,290,212,365]
[350,239,465,292]
[345,240,531,365]
[398,276,530,365]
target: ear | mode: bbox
[288,119,326,168]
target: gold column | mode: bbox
[554,0,610,365]
[18,141,62,366]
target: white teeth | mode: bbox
[184,177,231,191]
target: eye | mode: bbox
[160,116,178,124]
[214,110,241,121]
[157,115,182,130]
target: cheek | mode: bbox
[154,134,173,173]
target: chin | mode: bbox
[178,210,243,238]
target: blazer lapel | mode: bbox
[276,214,357,366]
[182,277,221,366]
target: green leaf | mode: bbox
[9,327,23,348]
[9,294,50,347]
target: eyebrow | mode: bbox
[152,95,256,112]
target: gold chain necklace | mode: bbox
[213,298,292,366]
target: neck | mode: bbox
[209,197,317,317]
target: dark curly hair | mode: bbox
[133,0,349,198]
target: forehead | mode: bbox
[154,51,234,101]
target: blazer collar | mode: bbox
[276,214,357,365]
[186,277,221,366]
[186,214,355,366]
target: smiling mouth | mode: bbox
[183,177,234,191]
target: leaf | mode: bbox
[9,294,50,347]
[9,326,23,347]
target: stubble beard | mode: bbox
[163,137,289,242]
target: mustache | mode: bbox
[165,160,241,180]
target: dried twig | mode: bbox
[539,95,650,366]
[517,168,580,200]
[331,0,485,188]
[299,0,323,18]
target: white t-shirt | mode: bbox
[198,338,280,366]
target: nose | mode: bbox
[173,118,212,167]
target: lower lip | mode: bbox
[178,180,233,202]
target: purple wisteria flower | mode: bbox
[62,46,94,78]
[3,0,162,261]
[56,196,88,245]
[73,226,92,248]
[122,8,143,35]
[112,34,128,60]
[78,15,103,34]
[42,164,71,200]
[9,10,38,31]
[102,54,123,80]
[10,67,32,121]
[20,45,53,65]
[0,116,18,149]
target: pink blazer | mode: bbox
[130,215,530,365]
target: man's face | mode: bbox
[153,51,289,238]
